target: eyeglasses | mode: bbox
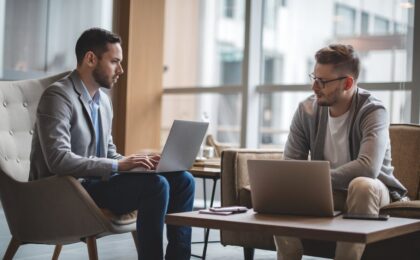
[308,73,347,89]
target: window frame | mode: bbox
[163,0,420,148]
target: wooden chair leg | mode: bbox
[131,231,139,253]
[86,237,98,260]
[243,247,255,260]
[3,237,21,260]
[52,244,62,260]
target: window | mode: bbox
[219,43,242,84]
[374,15,390,35]
[163,0,245,146]
[280,0,287,7]
[224,0,235,18]
[0,0,113,80]
[394,22,408,34]
[164,0,244,88]
[263,0,280,29]
[259,91,311,148]
[361,11,370,35]
[260,1,413,85]
[263,55,284,84]
[258,0,414,147]
[163,0,417,150]
[335,4,356,36]
[161,93,241,145]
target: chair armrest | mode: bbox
[221,149,283,206]
[380,200,420,219]
[0,172,110,244]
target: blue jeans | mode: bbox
[81,171,195,260]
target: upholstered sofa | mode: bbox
[220,124,420,260]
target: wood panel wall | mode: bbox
[112,0,165,155]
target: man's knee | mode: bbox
[347,177,386,214]
[178,171,195,193]
[154,175,170,198]
[348,177,377,196]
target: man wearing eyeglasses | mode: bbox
[274,44,407,260]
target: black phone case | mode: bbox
[343,213,389,221]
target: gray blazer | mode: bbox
[29,70,123,180]
[285,87,407,198]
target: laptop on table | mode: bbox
[118,120,208,174]
[247,160,341,217]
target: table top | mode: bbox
[190,159,221,179]
[193,158,221,168]
[166,210,420,244]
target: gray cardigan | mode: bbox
[285,87,407,198]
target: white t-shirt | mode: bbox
[324,109,351,169]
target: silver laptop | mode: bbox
[247,160,340,217]
[119,120,208,173]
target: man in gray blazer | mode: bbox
[29,28,194,260]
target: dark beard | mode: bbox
[317,88,342,107]
[92,66,111,89]
[317,97,332,106]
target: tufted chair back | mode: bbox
[0,72,69,182]
[0,71,140,259]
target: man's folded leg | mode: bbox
[335,177,390,260]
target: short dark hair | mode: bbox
[315,44,360,80]
[75,28,121,65]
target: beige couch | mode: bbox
[220,124,420,260]
[0,72,138,260]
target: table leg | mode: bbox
[203,178,207,209]
[201,178,218,259]
[209,178,217,208]
[192,178,219,259]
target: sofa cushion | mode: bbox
[380,200,420,218]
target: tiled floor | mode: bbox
[0,209,328,259]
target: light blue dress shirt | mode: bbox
[81,83,118,172]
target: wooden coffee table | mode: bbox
[166,210,420,244]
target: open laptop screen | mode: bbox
[118,120,208,174]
